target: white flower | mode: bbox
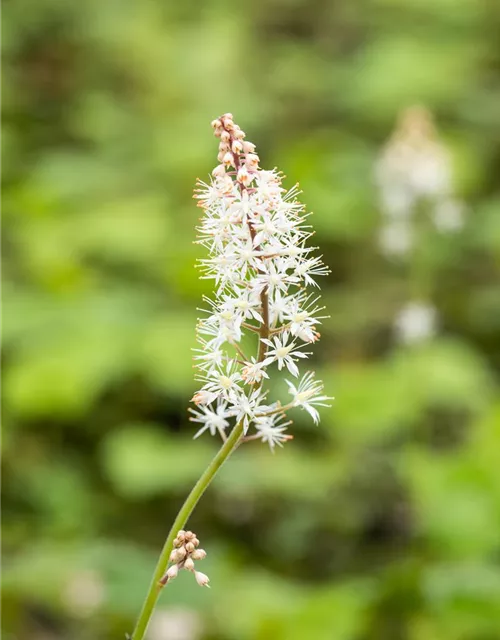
[283,294,326,343]
[254,414,292,451]
[269,290,297,326]
[375,106,452,208]
[221,287,263,324]
[378,220,413,257]
[227,387,267,433]
[192,338,226,372]
[262,331,309,377]
[241,358,269,385]
[294,256,330,287]
[148,608,201,640]
[286,372,332,424]
[433,199,465,232]
[197,318,242,349]
[394,301,437,344]
[375,107,464,256]
[189,401,231,439]
[198,363,242,403]
[254,259,299,294]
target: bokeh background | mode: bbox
[2,1,500,639]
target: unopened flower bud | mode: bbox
[212,164,226,178]
[245,154,260,170]
[183,557,195,571]
[211,119,222,130]
[166,564,179,580]
[185,542,196,553]
[237,166,251,186]
[174,546,187,562]
[194,571,210,587]
[192,537,200,547]
[232,140,243,154]
[223,152,234,167]
[218,141,229,153]
[184,531,194,540]
[242,141,256,153]
[191,549,206,560]
[191,390,215,405]
[220,131,231,143]
[233,128,245,140]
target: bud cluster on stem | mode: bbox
[160,530,210,588]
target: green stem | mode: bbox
[130,420,245,640]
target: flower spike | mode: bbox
[191,114,332,448]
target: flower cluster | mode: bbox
[190,113,332,450]
[160,530,209,588]
[375,105,465,258]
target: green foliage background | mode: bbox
[2,1,500,639]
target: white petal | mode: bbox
[285,359,299,377]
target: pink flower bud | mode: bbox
[223,152,234,167]
[211,119,222,130]
[212,164,226,178]
[191,390,217,405]
[237,166,252,186]
[194,571,210,587]
[191,549,206,560]
[245,154,260,169]
[166,564,178,580]
[232,140,243,154]
[242,141,256,153]
[175,546,187,561]
[183,557,195,571]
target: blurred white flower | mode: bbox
[63,570,105,618]
[148,608,201,640]
[375,106,452,212]
[375,105,466,256]
[433,199,466,232]
[394,302,438,344]
[378,219,413,257]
